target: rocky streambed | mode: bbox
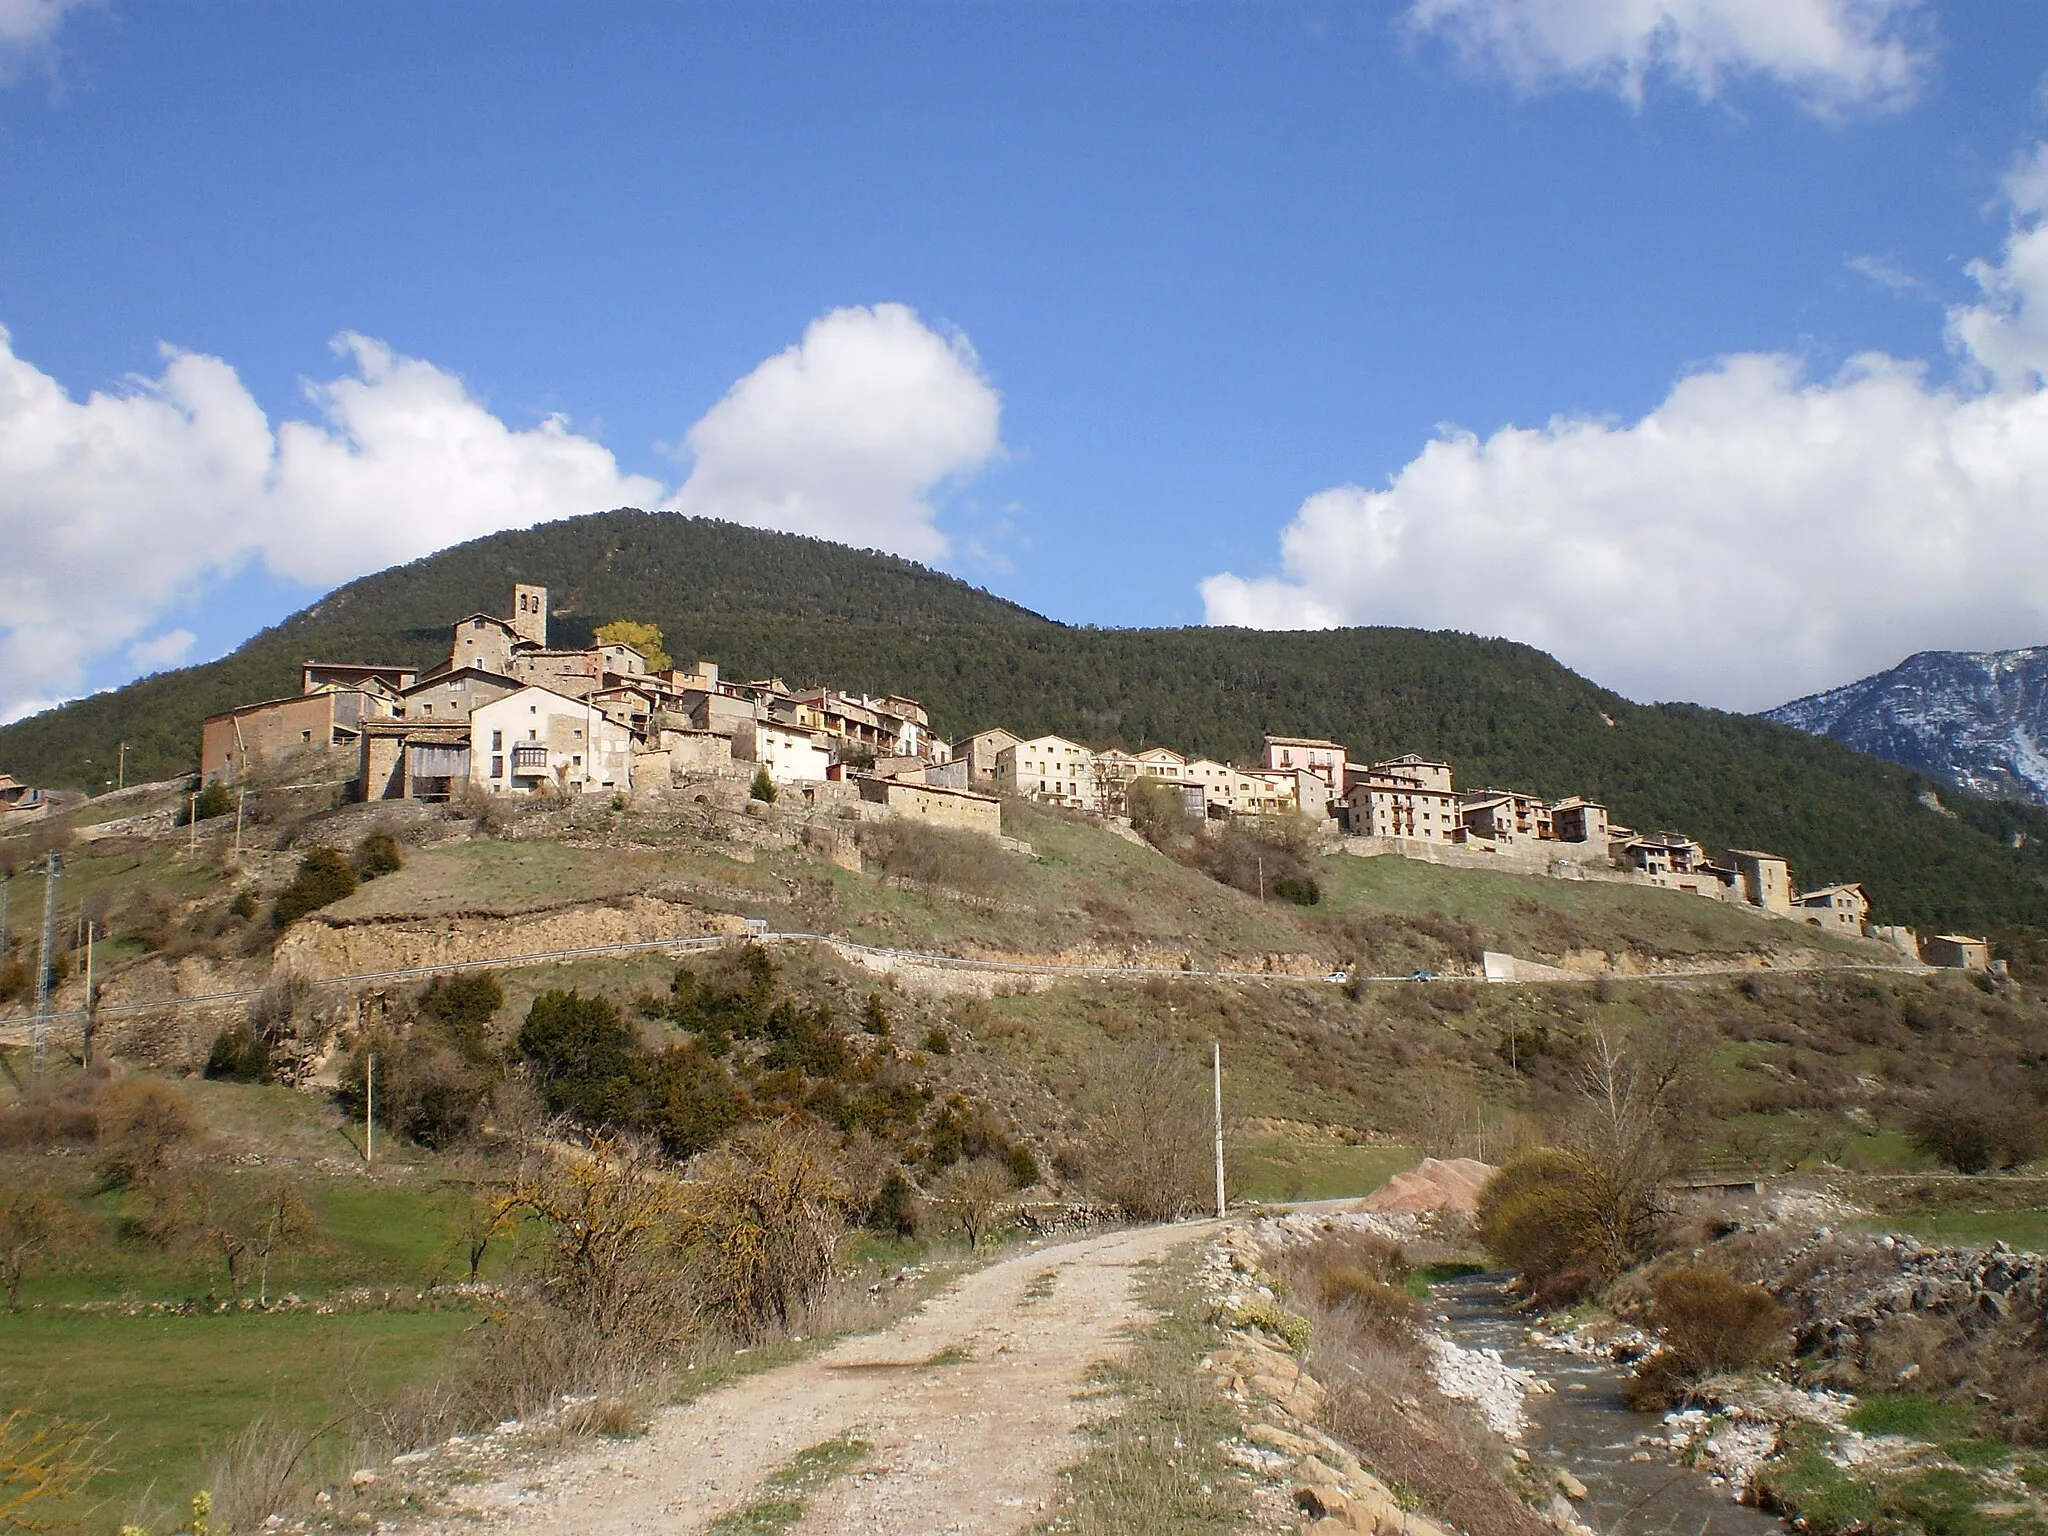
[1429,1271,1789,1535]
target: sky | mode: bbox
[4,0,2048,724]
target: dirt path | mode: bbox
[417,1219,1219,1536]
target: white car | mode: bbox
[1325,969,1349,984]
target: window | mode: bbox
[491,730,502,750]
[474,618,486,629]
[572,755,582,766]
[491,755,504,779]
[422,702,432,715]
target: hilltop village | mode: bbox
[165,585,1969,963]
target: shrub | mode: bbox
[272,847,357,927]
[205,1022,272,1082]
[867,1168,925,1237]
[193,780,234,820]
[1004,1141,1041,1189]
[749,767,778,803]
[857,819,1016,897]
[227,889,258,921]
[352,831,404,879]
[1477,1149,1617,1305]
[1907,1082,2047,1173]
[677,1120,850,1341]
[494,1130,690,1342]
[921,1027,952,1057]
[518,990,638,1123]
[1630,1265,1785,1407]
[1126,776,1194,849]
[93,1080,198,1190]
[1080,1041,1212,1221]
[639,1041,744,1158]
[420,970,504,1062]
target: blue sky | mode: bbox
[5,0,2048,721]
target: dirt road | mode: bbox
[418,1218,1218,1535]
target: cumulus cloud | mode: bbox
[0,0,93,80]
[126,629,196,672]
[669,303,1002,562]
[0,303,1003,722]
[1404,0,1932,115]
[1201,145,2048,713]
[0,329,661,721]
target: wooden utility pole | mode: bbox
[116,740,126,791]
[365,1053,375,1167]
[81,922,95,1068]
[231,788,246,867]
[1212,1041,1226,1219]
[188,793,198,857]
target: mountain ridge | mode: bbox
[1765,647,2048,808]
[7,508,2048,933]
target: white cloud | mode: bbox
[0,0,93,80]
[0,329,660,721]
[125,628,196,673]
[669,303,1003,562]
[1201,146,2048,713]
[1847,252,1917,294]
[1403,0,1932,116]
[0,304,1004,722]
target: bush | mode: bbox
[93,1080,198,1190]
[193,781,234,820]
[749,767,778,804]
[1907,1083,2047,1173]
[1630,1265,1785,1407]
[1477,1149,1617,1306]
[1080,1041,1212,1221]
[677,1120,851,1341]
[420,970,504,1062]
[272,847,357,927]
[921,1027,952,1057]
[205,1022,272,1082]
[518,990,639,1123]
[1126,776,1193,849]
[857,819,1016,897]
[867,1168,925,1237]
[352,831,404,880]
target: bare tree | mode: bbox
[676,1119,850,1341]
[1080,1040,1212,1221]
[493,1128,685,1341]
[0,1178,79,1312]
[933,1158,1014,1250]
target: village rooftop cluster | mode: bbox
[181,585,1979,966]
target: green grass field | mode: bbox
[1230,1136,1411,1201]
[3,1309,476,1528]
[1853,1208,2048,1253]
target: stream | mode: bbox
[1430,1272,1789,1536]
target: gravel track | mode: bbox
[411,1218,1218,1536]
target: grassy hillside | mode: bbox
[6,509,2048,931]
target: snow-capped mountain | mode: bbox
[1764,648,2048,805]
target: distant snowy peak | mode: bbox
[1764,648,2048,806]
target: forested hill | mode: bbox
[7,508,2048,933]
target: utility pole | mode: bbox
[31,851,59,1078]
[231,788,246,868]
[365,1053,375,1167]
[81,921,95,1068]
[1212,1041,1226,1220]
[1257,853,1266,904]
[116,740,126,791]
[188,793,198,857]
[0,874,10,962]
